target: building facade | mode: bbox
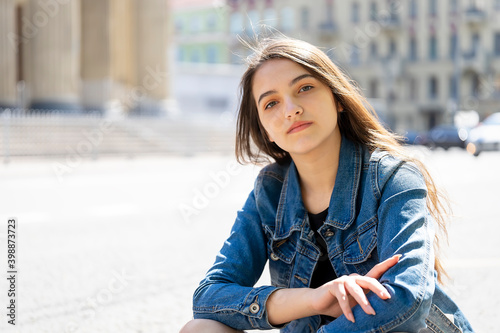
[0,0,172,115]
[222,0,500,132]
[172,0,231,64]
[171,0,243,117]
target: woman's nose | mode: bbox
[283,97,303,118]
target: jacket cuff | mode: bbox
[244,286,286,330]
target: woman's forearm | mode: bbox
[267,287,348,325]
[267,288,328,326]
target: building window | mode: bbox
[191,48,201,63]
[369,79,379,98]
[429,0,437,16]
[351,45,361,66]
[207,97,229,110]
[370,42,378,58]
[177,47,185,62]
[301,7,310,30]
[206,12,217,31]
[175,18,184,34]
[409,77,418,101]
[471,73,480,97]
[280,7,295,32]
[449,33,458,59]
[409,0,418,18]
[449,76,458,99]
[429,36,438,60]
[471,33,480,55]
[449,0,458,13]
[468,0,485,10]
[230,12,242,34]
[247,10,260,33]
[207,45,218,63]
[494,74,500,95]
[409,37,417,61]
[263,8,277,26]
[370,2,378,21]
[352,2,360,23]
[388,0,399,19]
[389,39,397,58]
[429,76,439,99]
[494,33,500,56]
[190,14,202,33]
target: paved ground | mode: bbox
[0,147,498,333]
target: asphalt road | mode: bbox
[0,147,498,333]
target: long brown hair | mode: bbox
[235,36,450,283]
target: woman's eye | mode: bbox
[300,85,313,92]
[265,101,277,109]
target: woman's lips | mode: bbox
[287,121,312,134]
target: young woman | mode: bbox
[180,37,474,333]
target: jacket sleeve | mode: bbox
[319,162,435,333]
[192,186,282,330]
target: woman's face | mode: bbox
[252,58,341,158]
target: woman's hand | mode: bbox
[309,254,401,323]
[266,254,400,326]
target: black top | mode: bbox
[308,208,337,289]
[308,208,337,325]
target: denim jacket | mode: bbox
[192,137,474,333]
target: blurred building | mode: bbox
[0,0,172,115]
[171,0,242,117]
[171,0,500,132]
[172,0,230,64]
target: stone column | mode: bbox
[27,0,81,111]
[0,0,17,108]
[134,0,172,115]
[81,0,112,112]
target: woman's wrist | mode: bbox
[267,288,319,326]
[308,285,344,317]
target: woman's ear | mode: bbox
[333,98,343,113]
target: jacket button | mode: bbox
[249,303,260,314]
[270,253,279,261]
[324,230,334,237]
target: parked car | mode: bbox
[402,130,428,146]
[466,112,500,156]
[426,124,468,149]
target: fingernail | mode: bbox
[380,291,391,299]
[348,313,355,323]
[367,305,376,315]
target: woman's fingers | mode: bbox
[323,256,400,322]
[330,275,392,321]
[366,254,401,279]
[332,280,355,323]
[344,278,376,316]
[354,276,392,300]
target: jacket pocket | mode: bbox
[342,223,377,274]
[267,237,297,287]
[425,303,462,333]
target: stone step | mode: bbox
[0,114,236,157]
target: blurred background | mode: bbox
[0,0,499,332]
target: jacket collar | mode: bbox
[274,136,362,239]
